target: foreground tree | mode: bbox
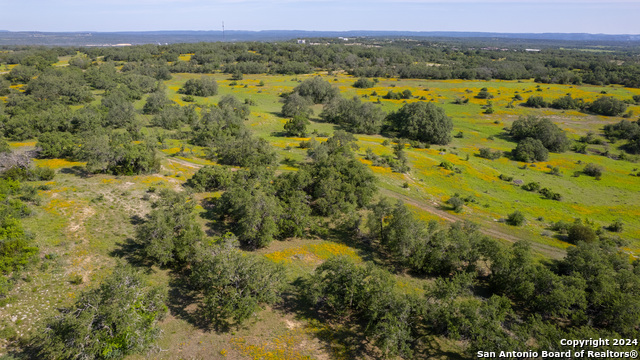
[135,189,204,266]
[190,234,285,329]
[31,264,167,360]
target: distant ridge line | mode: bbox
[1,30,639,46]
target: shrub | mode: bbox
[550,220,572,234]
[573,142,588,154]
[523,96,548,108]
[548,166,562,176]
[587,96,627,116]
[513,138,549,162]
[447,196,464,213]
[475,88,493,99]
[510,115,570,152]
[506,211,525,226]
[567,222,597,244]
[439,161,455,170]
[320,96,385,134]
[498,174,513,182]
[606,219,624,233]
[478,148,502,160]
[31,264,167,360]
[186,165,232,192]
[521,182,539,192]
[550,95,583,110]
[190,234,284,328]
[179,77,219,97]
[135,189,204,266]
[292,76,339,104]
[353,77,374,88]
[582,163,603,178]
[281,93,313,118]
[283,115,310,137]
[539,188,562,201]
[37,132,75,159]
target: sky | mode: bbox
[0,0,638,34]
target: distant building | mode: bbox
[297,39,306,44]
[525,49,541,52]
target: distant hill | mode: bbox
[0,30,639,46]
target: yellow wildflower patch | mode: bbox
[265,242,361,265]
[34,159,86,169]
[9,141,36,148]
[230,330,314,360]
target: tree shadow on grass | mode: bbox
[321,225,410,276]
[165,272,216,332]
[414,335,468,360]
[109,237,155,273]
[58,165,91,178]
[276,278,379,360]
[198,197,233,237]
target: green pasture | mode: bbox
[3,68,640,358]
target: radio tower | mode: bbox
[222,21,225,42]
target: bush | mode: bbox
[37,132,75,159]
[506,211,525,226]
[513,138,549,162]
[521,182,540,192]
[523,96,548,108]
[320,96,385,134]
[186,165,232,192]
[447,196,464,213]
[510,115,570,152]
[606,219,624,233]
[582,163,603,178]
[179,76,219,97]
[29,166,55,181]
[478,148,502,160]
[550,220,572,234]
[573,142,588,154]
[283,115,310,137]
[353,77,374,88]
[587,96,627,116]
[475,88,493,99]
[539,188,562,201]
[135,189,204,266]
[142,91,171,115]
[550,95,583,110]
[439,161,455,170]
[292,76,339,104]
[498,174,513,182]
[567,222,597,244]
[281,93,313,118]
[190,234,284,328]
[31,264,167,360]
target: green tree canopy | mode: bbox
[389,102,453,145]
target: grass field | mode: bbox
[1,68,639,358]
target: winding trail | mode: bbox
[380,188,566,260]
